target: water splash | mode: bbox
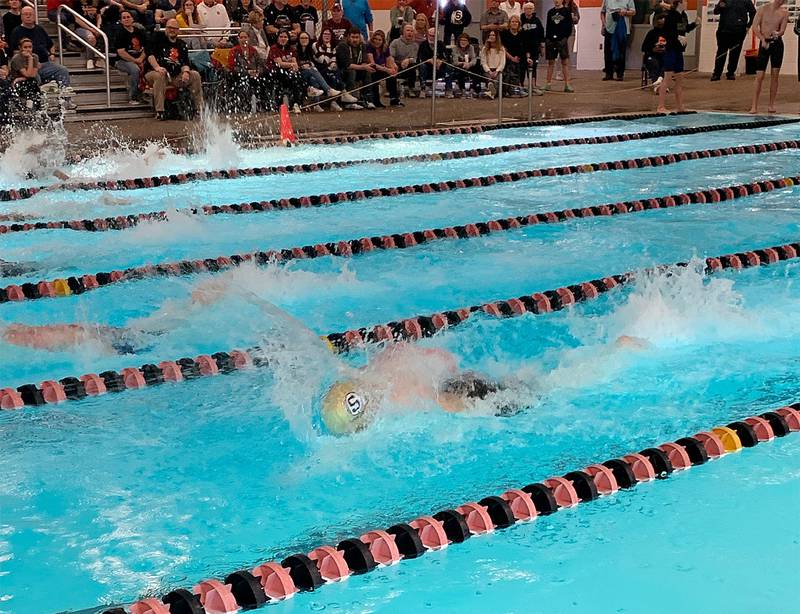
[192,112,242,170]
[0,130,68,187]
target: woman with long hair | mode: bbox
[366,29,401,106]
[413,12,429,43]
[479,29,505,98]
[267,29,307,112]
[296,30,343,110]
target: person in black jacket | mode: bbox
[641,12,666,87]
[442,0,472,46]
[520,1,544,90]
[711,0,755,80]
[145,19,203,120]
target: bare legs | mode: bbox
[656,70,684,114]
[750,68,780,114]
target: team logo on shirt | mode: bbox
[451,9,463,24]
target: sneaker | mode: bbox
[156,111,167,120]
[330,100,343,111]
[327,88,341,97]
[345,103,364,110]
[312,104,325,112]
[306,86,324,97]
[602,75,613,81]
[710,74,721,81]
[564,84,574,93]
[86,59,95,69]
[62,99,77,111]
[365,101,376,109]
[128,99,144,105]
[373,100,386,108]
[390,99,404,107]
[614,76,623,81]
[292,103,301,114]
[445,90,454,99]
[419,88,426,98]
[542,83,551,91]
[725,73,735,80]
[340,92,359,104]
[532,87,544,96]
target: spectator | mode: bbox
[641,12,666,89]
[711,0,755,80]
[9,37,41,110]
[228,29,267,109]
[9,7,72,90]
[121,0,155,27]
[417,26,445,97]
[656,0,686,113]
[48,0,98,69]
[3,0,22,38]
[749,0,787,114]
[413,12,429,43]
[114,10,147,103]
[145,17,203,119]
[479,29,504,98]
[409,0,434,20]
[322,4,352,42]
[499,0,521,19]
[543,0,572,91]
[341,0,372,41]
[76,1,102,69]
[263,0,297,41]
[155,0,181,26]
[520,1,544,91]
[99,0,124,39]
[388,22,418,96]
[389,0,414,42]
[229,0,255,23]
[295,0,319,39]
[197,0,231,42]
[314,26,356,108]
[266,28,306,112]
[501,14,525,92]
[296,30,341,105]
[335,25,374,108]
[480,0,508,42]
[442,0,472,47]
[446,30,478,96]
[366,29,401,106]
[600,0,634,80]
[241,10,270,57]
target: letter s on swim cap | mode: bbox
[321,381,372,435]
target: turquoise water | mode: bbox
[1,113,799,614]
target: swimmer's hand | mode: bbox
[615,335,650,350]
[190,276,232,305]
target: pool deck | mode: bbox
[64,70,800,147]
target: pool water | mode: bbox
[1,113,799,614]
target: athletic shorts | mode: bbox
[662,49,684,73]
[757,38,784,71]
[545,38,569,61]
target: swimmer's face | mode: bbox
[321,381,373,435]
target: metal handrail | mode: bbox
[56,3,110,106]
[21,0,38,23]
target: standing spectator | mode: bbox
[241,10,270,56]
[442,0,472,47]
[295,0,319,39]
[417,25,445,97]
[341,0,372,40]
[267,27,306,111]
[600,0,634,80]
[366,29,401,105]
[520,1,544,90]
[336,25,374,107]
[641,11,666,89]
[479,29,504,97]
[499,0,521,19]
[656,0,685,113]
[447,31,478,96]
[413,12,429,42]
[480,0,508,42]
[749,0,787,113]
[501,14,525,91]
[711,0,755,80]
[322,3,352,42]
[389,22,419,95]
[543,0,572,91]
[9,38,41,109]
[389,0,414,42]
[409,0,434,20]
[145,18,203,119]
[3,0,23,38]
[9,7,72,89]
[114,10,147,104]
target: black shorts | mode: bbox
[545,38,569,60]
[757,38,784,71]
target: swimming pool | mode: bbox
[1,112,799,614]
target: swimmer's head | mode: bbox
[438,372,499,413]
[321,380,373,435]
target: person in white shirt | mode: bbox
[500,0,522,19]
[197,0,231,41]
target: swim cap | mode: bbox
[321,380,372,435]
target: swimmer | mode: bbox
[0,259,36,277]
[1,323,163,355]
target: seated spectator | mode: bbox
[121,0,155,27]
[114,10,147,104]
[389,0,414,42]
[544,0,573,91]
[446,31,477,96]
[295,0,319,39]
[227,29,267,110]
[266,28,306,112]
[480,0,508,41]
[322,3,352,43]
[412,12,428,43]
[296,30,341,108]
[9,7,73,95]
[98,0,123,40]
[197,0,230,43]
[642,12,666,89]
[176,0,212,74]
[479,29,504,98]
[145,18,203,119]
[241,10,270,57]
[76,1,104,69]
[3,0,23,38]
[335,26,374,108]
[9,37,42,110]
[229,0,255,23]
[520,1,544,91]
[417,26,445,97]
[366,29,401,106]
[48,0,99,69]
[155,0,181,27]
[314,26,358,108]
[501,14,525,92]
[263,0,297,42]
[388,22,418,96]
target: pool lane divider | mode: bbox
[3,138,800,238]
[97,401,800,614]
[2,240,799,410]
[1,174,797,306]
[1,116,794,206]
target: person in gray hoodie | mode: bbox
[711,0,756,80]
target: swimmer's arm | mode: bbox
[2,323,124,350]
[614,335,650,350]
[190,275,234,305]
